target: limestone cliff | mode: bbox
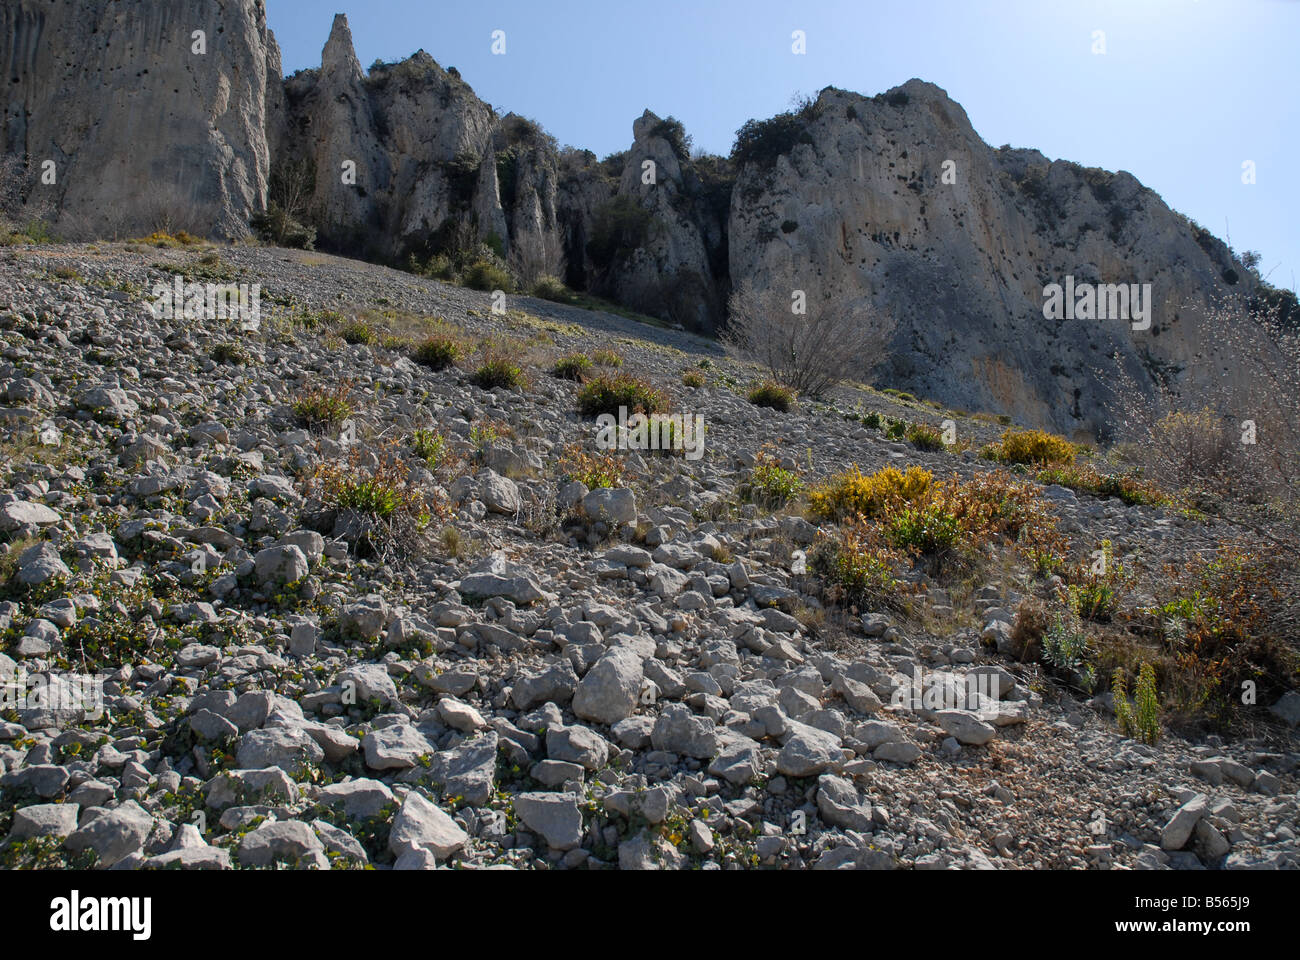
[1,0,275,238]
[0,6,1267,432]
[728,82,1255,433]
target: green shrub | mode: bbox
[1112,669,1133,735]
[1042,612,1094,690]
[297,309,343,330]
[5,220,57,244]
[1036,464,1165,506]
[577,373,667,418]
[211,342,248,365]
[808,465,934,523]
[412,336,463,370]
[250,204,316,250]
[809,520,909,610]
[335,477,406,518]
[471,353,526,390]
[1066,540,1127,622]
[1133,662,1161,744]
[411,429,447,468]
[746,447,803,507]
[339,319,378,346]
[731,98,820,171]
[558,443,625,489]
[591,349,624,368]
[464,259,513,293]
[648,116,692,162]
[293,384,353,428]
[532,275,570,302]
[311,446,448,558]
[883,500,963,555]
[681,369,706,388]
[553,354,593,381]
[906,422,946,451]
[747,381,796,411]
[1114,664,1161,744]
[587,196,654,271]
[408,252,456,281]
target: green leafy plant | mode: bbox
[463,259,513,293]
[339,319,379,346]
[211,342,248,365]
[1065,539,1127,622]
[1042,612,1095,691]
[1133,662,1161,744]
[577,373,667,418]
[905,422,946,451]
[1112,668,1133,735]
[883,500,963,555]
[472,353,526,390]
[1114,664,1160,744]
[411,429,447,468]
[553,353,593,381]
[745,446,803,507]
[309,445,448,558]
[984,428,1076,466]
[558,443,625,489]
[412,336,463,370]
[747,380,796,411]
[292,383,353,429]
[809,520,909,611]
[531,275,570,301]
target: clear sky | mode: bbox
[268,0,1299,292]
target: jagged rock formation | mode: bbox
[277,16,501,262]
[0,4,1265,431]
[1,0,277,238]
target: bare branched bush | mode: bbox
[253,157,317,249]
[137,182,217,239]
[0,153,25,226]
[0,153,55,237]
[1107,298,1300,534]
[722,263,896,397]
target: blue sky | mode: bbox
[269,0,1299,291]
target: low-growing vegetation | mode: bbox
[981,428,1076,465]
[412,336,464,370]
[746,381,796,411]
[558,443,626,490]
[742,447,803,508]
[1035,463,1165,505]
[905,422,946,451]
[576,373,667,419]
[309,445,448,559]
[553,353,593,381]
[471,352,527,390]
[338,318,380,346]
[292,382,354,429]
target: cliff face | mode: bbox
[728,81,1253,433]
[0,7,1261,432]
[1,0,275,238]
